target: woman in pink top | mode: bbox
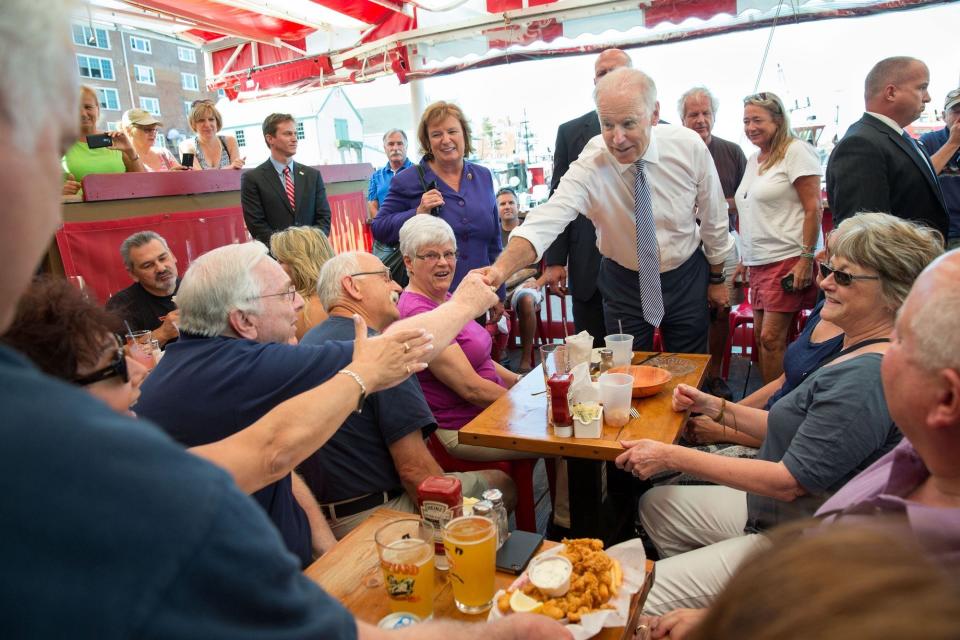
[396,215,528,461]
[122,109,186,173]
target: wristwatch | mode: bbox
[709,272,726,285]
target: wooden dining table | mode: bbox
[304,507,655,639]
[457,352,709,541]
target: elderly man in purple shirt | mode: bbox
[642,250,960,638]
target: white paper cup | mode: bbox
[604,334,634,367]
[599,372,633,427]
[565,334,593,367]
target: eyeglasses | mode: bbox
[256,285,298,303]
[819,262,881,286]
[743,92,782,113]
[745,92,769,102]
[190,99,214,107]
[74,335,128,386]
[349,269,392,282]
[414,250,458,263]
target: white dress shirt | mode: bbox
[512,124,734,273]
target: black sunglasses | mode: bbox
[73,334,128,386]
[819,262,880,286]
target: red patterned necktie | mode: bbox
[283,166,295,210]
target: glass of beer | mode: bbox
[374,518,435,620]
[442,514,497,614]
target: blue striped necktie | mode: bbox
[633,160,664,327]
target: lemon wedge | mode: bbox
[509,589,543,614]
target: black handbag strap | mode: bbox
[415,163,440,216]
[802,337,890,381]
[415,163,428,191]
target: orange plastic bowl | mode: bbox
[609,365,673,398]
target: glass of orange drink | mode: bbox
[374,518,436,620]
[442,514,497,613]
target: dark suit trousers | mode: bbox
[598,252,709,354]
[572,290,607,348]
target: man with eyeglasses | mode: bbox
[488,68,733,356]
[826,56,949,241]
[298,251,514,538]
[135,241,501,566]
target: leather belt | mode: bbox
[320,489,404,520]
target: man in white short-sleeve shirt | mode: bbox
[481,68,734,354]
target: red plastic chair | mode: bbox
[425,432,539,532]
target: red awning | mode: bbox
[105,0,951,99]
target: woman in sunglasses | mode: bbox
[734,91,823,383]
[615,212,942,614]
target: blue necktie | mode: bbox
[902,131,937,181]
[633,160,664,327]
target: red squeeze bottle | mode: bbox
[417,475,462,570]
[547,373,573,426]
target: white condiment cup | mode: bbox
[528,555,573,597]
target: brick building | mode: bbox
[71,22,217,152]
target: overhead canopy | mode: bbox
[91,0,950,99]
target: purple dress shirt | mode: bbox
[371,160,502,292]
[397,290,505,431]
[815,439,960,563]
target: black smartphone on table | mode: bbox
[180,152,195,168]
[86,133,112,149]
[496,530,545,574]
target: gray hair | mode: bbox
[832,212,943,311]
[399,215,457,258]
[864,56,924,101]
[120,231,170,271]
[678,86,719,119]
[905,251,960,372]
[0,0,77,147]
[382,128,407,144]
[316,251,362,312]
[175,242,269,337]
[594,67,658,116]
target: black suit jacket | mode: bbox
[241,159,332,246]
[543,110,603,301]
[826,113,948,240]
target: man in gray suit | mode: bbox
[543,50,632,346]
[241,113,332,246]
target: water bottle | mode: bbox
[482,488,510,548]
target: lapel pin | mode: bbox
[299,170,305,176]
[467,172,473,180]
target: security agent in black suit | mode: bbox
[826,56,948,242]
[542,49,633,346]
[241,113,332,246]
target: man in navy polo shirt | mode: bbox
[136,241,501,566]
[301,251,514,538]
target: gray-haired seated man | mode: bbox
[106,230,180,346]
[299,250,515,538]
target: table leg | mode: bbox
[567,459,639,545]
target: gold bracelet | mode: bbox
[715,397,726,425]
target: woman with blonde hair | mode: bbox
[270,226,336,340]
[734,91,823,382]
[178,100,244,170]
[62,85,144,196]
[122,108,185,172]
